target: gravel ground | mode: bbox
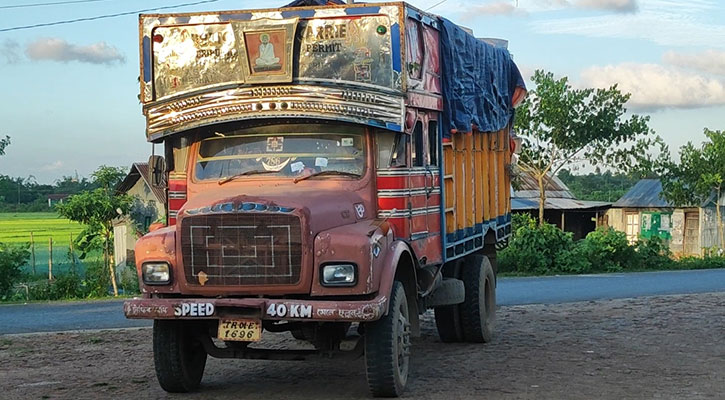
[1,292,723,400]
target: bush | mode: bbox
[579,227,635,272]
[499,215,590,274]
[0,243,30,298]
[633,236,673,270]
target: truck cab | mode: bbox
[124,2,525,397]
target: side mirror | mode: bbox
[148,155,166,188]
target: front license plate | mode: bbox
[217,319,262,342]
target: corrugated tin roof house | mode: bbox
[608,178,725,256]
[512,171,611,240]
[114,162,167,270]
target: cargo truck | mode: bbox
[124,1,526,396]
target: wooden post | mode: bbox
[30,232,36,275]
[48,237,53,281]
[69,232,76,274]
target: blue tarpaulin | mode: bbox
[438,18,525,138]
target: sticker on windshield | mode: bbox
[291,161,305,173]
[341,137,354,147]
[267,137,284,152]
[315,157,328,167]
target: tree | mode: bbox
[56,166,132,296]
[660,128,725,249]
[0,136,9,156]
[513,70,655,224]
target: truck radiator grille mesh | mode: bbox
[180,213,302,286]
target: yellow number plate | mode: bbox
[217,319,262,342]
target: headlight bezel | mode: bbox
[320,263,357,287]
[142,262,172,285]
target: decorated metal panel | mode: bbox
[140,4,402,104]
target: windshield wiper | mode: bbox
[293,170,361,183]
[218,170,276,185]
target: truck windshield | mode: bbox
[195,124,366,181]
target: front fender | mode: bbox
[134,225,179,295]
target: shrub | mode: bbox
[0,243,30,298]
[633,236,673,270]
[499,218,588,275]
[578,227,635,272]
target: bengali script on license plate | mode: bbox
[218,318,262,342]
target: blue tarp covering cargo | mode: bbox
[438,18,525,139]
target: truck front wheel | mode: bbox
[153,320,208,392]
[364,281,411,397]
[460,254,496,343]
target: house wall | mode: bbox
[700,205,725,251]
[114,179,166,270]
[607,207,706,256]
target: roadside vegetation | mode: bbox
[499,214,725,276]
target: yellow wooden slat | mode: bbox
[464,134,474,229]
[455,134,465,232]
[474,132,484,225]
[481,132,490,222]
[497,129,507,219]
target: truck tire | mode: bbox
[153,320,208,393]
[460,254,496,343]
[434,259,464,342]
[364,281,411,397]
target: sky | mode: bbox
[1,0,724,183]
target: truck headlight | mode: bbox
[321,264,356,286]
[142,262,171,285]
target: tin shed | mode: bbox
[511,172,611,240]
[608,179,725,256]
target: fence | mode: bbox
[21,232,101,277]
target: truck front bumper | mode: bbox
[123,294,388,323]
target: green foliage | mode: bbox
[0,135,9,156]
[499,221,716,275]
[661,128,725,207]
[499,215,588,274]
[578,227,634,272]
[514,70,655,223]
[0,243,30,297]
[557,169,639,202]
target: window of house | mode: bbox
[625,212,639,244]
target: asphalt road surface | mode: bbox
[2,268,724,335]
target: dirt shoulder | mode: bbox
[1,292,723,399]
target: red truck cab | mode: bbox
[124,2,525,396]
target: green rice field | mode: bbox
[0,212,94,275]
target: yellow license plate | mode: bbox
[217,318,262,342]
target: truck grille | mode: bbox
[180,213,302,286]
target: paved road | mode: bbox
[2,269,724,335]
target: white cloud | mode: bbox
[40,161,64,171]
[2,39,21,64]
[532,0,725,48]
[465,2,523,17]
[579,63,725,111]
[573,0,638,13]
[25,38,125,65]
[663,50,725,76]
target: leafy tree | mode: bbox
[56,166,132,296]
[557,169,639,202]
[0,243,29,298]
[0,136,9,156]
[660,128,725,249]
[514,70,655,224]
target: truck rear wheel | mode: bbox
[364,281,410,397]
[153,320,208,393]
[460,254,496,343]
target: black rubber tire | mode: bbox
[459,254,496,343]
[153,320,208,393]
[434,259,464,342]
[364,281,411,397]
